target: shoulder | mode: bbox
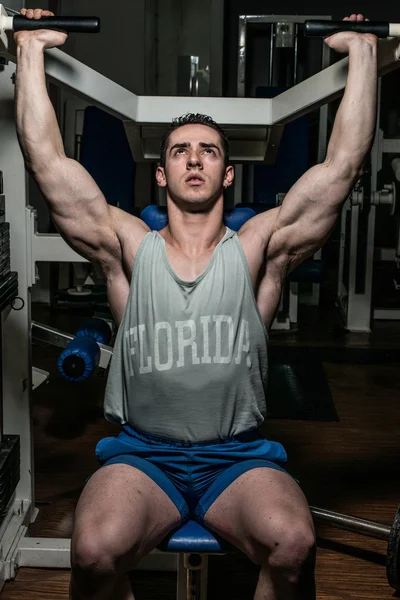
[110,206,150,254]
[236,207,291,284]
[237,207,279,253]
[107,206,151,277]
[233,208,276,284]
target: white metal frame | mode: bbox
[1,30,400,590]
[337,76,400,331]
[236,14,332,327]
[2,31,400,158]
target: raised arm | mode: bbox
[254,15,378,271]
[14,9,146,270]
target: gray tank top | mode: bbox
[104,227,269,442]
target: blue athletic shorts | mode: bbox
[95,425,289,524]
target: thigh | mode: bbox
[203,467,314,562]
[72,463,182,569]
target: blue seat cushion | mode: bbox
[158,520,231,553]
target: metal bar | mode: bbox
[32,320,76,349]
[347,204,361,329]
[33,232,87,263]
[288,282,298,324]
[293,23,298,85]
[268,23,274,88]
[373,309,400,320]
[16,538,71,569]
[317,41,331,162]
[237,16,246,98]
[200,555,208,600]
[0,48,140,122]
[383,138,400,153]
[375,248,397,261]
[0,499,31,585]
[135,94,272,127]
[310,506,391,541]
[239,15,331,25]
[270,37,400,125]
[337,200,349,304]
[209,0,224,97]
[1,17,399,129]
[176,553,187,600]
[31,321,113,369]
[1,43,272,127]
[16,538,178,571]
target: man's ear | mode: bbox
[223,165,235,189]
[156,166,167,188]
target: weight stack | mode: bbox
[0,435,20,521]
[0,174,20,522]
[0,177,18,312]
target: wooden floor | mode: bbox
[1,303,400,599]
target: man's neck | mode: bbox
[162,198,226,257]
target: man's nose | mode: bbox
[187,152,202,168]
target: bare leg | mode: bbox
[204,468,316,600]
[69,464,181,600]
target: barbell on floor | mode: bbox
[310,504,400,591]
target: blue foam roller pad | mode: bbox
[140,206,256,232]
[223,207,256,230]
[140,205,168,230]
[75,317,111,345]
[58,336,101,382]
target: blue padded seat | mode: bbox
[158,520,230,553]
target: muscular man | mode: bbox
[14,9,378,600]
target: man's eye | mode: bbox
[204,148,215,154]
[175,148,186,154]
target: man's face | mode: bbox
[156,124,233,208]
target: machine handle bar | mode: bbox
[10,15,100,33]
[304,20,400,38]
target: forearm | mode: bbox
[326,39,378,173]
[15,40,65,174]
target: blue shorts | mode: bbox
[95,425,289,524]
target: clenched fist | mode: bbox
[14,8,67,49]
[324,14,377,53]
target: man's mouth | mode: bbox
[186,174,205,185]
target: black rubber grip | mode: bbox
[13,15,100,33]
[304,20,389,38]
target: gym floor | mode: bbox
[1,296,400,600]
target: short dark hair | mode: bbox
[159,113,230,168]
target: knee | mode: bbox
[260,520,316,583]
[72,522,138,582]
[72,534,117,579]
